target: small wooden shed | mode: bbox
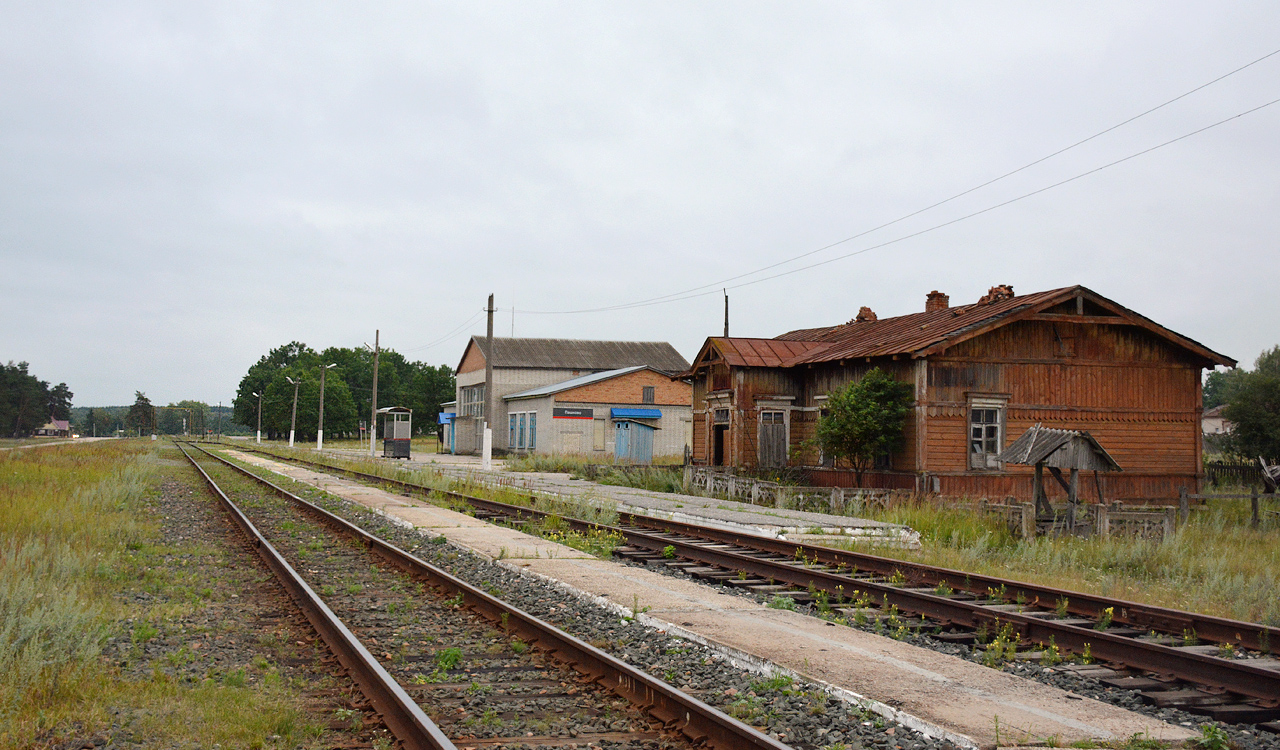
[997,425,1121,518]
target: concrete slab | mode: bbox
[519,558,762,613]
[439,526,594,560]
[228,447,1195,749]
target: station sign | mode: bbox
[552,407,594,419]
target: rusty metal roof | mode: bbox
[708,337,830,368]
[772,285,1233,366]
[688,285,1235,373]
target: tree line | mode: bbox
[1,361,73,437]
[1203,345,1280,461]
[231,341,454,441]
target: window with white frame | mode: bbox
[968,397,1006,470]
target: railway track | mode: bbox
[177,441,790,750]
[225,444,1280,730]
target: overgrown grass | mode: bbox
[840,496,1280,626]
[0,440,154,730]
[1,441,330,747]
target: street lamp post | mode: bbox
[252,391,263,444]
[317,363,337,452]
[285,376,300,448]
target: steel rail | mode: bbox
[189,443,791,750]
[226,446,1280,704]
[612,512,1280,653]
[175,442,456,750]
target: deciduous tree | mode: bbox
[815,368,914,486]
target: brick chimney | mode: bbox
[925,290,949,312]
[854,306,878,323]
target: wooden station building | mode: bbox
[683,285,1235,502]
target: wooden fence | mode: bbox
[1204,461,1264,488]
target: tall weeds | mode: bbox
[0,442,155,726]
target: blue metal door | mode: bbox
[614,421,630,463]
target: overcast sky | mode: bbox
[3,3,1277,407]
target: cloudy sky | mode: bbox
[3,3,1277,407]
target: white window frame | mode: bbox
[968,395,1007,470]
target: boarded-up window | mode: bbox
[593,418,606,451]
[758,410,787,468]
[642,386,655,404]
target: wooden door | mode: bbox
[758,411,787,468]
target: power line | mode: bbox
[604,95,1280,309]
[401,309,486,353]
[514,47,1280,316]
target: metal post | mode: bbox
[370,330,380,458]
[286,377,299,448]
[1252,486,1261,529]
[317,363,336,451]
[1179,486,1189,525]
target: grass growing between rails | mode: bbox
[1,440,330,748]
[837,496,1280,626]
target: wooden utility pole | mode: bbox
[723,290,729,337]
[369,329,380,457]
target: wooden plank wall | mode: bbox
[924,319,1203,501]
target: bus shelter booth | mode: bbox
[611,408,661,464]
[378,406,412,459]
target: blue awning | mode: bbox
[611,408,661,419]
[438,412,456,424]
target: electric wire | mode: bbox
[518,91,1280,314]
[513,48,1280,315]
[401,309,486,353]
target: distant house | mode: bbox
[503,365,692,460]
[33,418,71,438]
[451,337,690,455]
[1201,404,1231,436]
[683,285,1235,502]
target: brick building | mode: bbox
[451,337,689,455]
[503,365,692,459]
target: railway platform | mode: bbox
[229,449,1197,749]
[332,449,918,546]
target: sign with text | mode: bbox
[553,407,594,419]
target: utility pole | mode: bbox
[369,329,380,458]
[483,294,495,470]
[317,363,336,451]
[285,377,300,447]
[723,289,729,337]
[252,391,263,443]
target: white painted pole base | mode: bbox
[482,427,493,471]
[317,430,324,452]
[289,430,295,448]
[256,430,261,444]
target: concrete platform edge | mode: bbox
[496,558,980,750]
